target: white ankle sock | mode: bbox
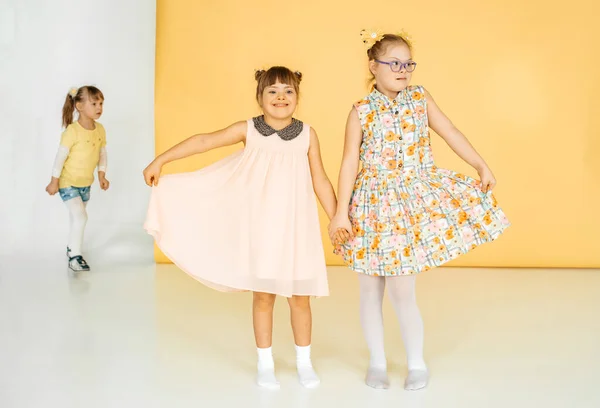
[295,344,320,388]
[256,347,279,389]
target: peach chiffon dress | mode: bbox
[144,118,329,297]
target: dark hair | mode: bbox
[62,85,104,128]
[254,66,302,103]
[367,34,412,87]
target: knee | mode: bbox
[388,289,411,305]
[253,292,276,311]
[359,278,385,301]
[73,208,88,224]
[387,278,417,304]
[360,285,383,300]
[287,296,311,311]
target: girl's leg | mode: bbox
[252,292,279,389]
[288,295,319,388]
[65,196,88,256]
[386,275,428,390]
[357,273,390,389]
[64,195,90,271]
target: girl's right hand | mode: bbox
[328,214,353,244]
[477,165,497,193]
[143,160,163,186]
[45,180,59,195]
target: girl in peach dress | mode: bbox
[143,66,337,389]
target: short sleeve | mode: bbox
[59,125,77,149]
[98,123,107,147]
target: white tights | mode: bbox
[358,273,428,389]
[65,197,88,256]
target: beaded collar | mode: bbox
[252,116,303,141]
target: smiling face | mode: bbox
[260,81,297,120]
[369,42,414,96]
[255,66,302,122]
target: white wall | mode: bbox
[0,0,156,262]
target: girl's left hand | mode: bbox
[99,177,110,190]
[477,166,496,193]
[332,228,350,246]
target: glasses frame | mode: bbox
[375,59,418,73]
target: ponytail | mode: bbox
[62,91,76,128]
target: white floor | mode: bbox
[1,256,599,408]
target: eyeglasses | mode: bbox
[375,59,417,73]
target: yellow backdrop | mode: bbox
[154,0,600,267]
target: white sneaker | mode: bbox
[68,255,90,272]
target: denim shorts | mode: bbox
[59,186,91,202]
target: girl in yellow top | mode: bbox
[45,86,110,271]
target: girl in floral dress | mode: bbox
[329,31,510,391]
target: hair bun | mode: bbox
[254,69,266,81]
[294,70,303,82]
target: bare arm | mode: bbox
[308,128,337,220]
[155,121,246,166]
[425,88,496,192]
[425,88,488,171]
[328,107,363,242]
[335,107,362,216]
[143,121,247,186]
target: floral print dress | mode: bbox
[335,85,510,276]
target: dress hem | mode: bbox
[336,224,510,277]
[145,223,329,298]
